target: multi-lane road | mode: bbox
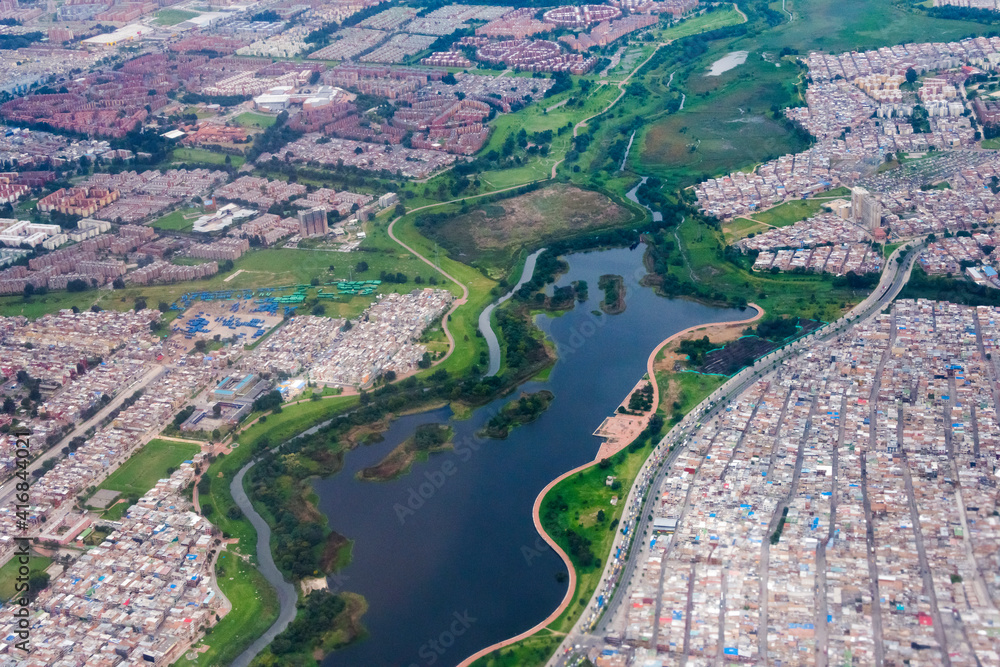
[0,365,165,511]
[551,241,924,665]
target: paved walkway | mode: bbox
[455,304,765,666]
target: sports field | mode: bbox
[0,553,52,603]
[95,438,201,499]
[234,112,277,129]
[153,8,198,25]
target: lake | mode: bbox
[311,245,747,667]
[707,51,749,76]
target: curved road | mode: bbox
[456,306,765,666]
[547,241,924,665]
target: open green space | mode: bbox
[172,147,244,168]
[0,552,52,604]
[95,438,201,500]
[638,53,809,187]
[174,554,280,667]
[723,217,768,244]
[234,112,277,129]
[541,445,650,634]
[0,240,440,321]
[758,0,995,53]
[751,197,837,228]
[982,138,1000,149]
[884,241,906,259]
[413,184,635,271]
[151,207,200,232]
[153,8,198,25]
[0,290,102,319]
[471,630,564,667]
[653,6,747,41]
[101,500,131,521]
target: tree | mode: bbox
[355,261,368,273]
[905,67,918,85]
[311,303,325,316]
[213,403,222,417]
[26,571,49,602]
[134,298,147,311]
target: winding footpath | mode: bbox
[455,304,763,667]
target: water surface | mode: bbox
[315,245,747,667]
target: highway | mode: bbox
[0,365,165,510]
[551,240,924,665]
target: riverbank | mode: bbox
[477,390,555,440]
[357,424,454,481]
[460,303,764,667]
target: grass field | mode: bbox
[653,6,746,41]
[174,554,280,667]
[471,630,564,667]
[751,197,835,228]
[151,207,201,232]
[0,238,446,321]
[414,184,634,271]
[0,552,52,604]
[234,112,277,128]
[723,217,768,243]
[95,439,201,500]
[171,147,244,168]
[153,8,198,25]
[638,54,809,187]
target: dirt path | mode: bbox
[646,303,763,413]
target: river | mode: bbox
[478,248,546,377]
[230,461,300,667]
[626,177,663,223]
[292,244,748,667]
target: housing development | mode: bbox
[6,0,1000,665]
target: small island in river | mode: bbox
[598,274,626,314]
[357,423,453,481]
[478,390,555,439]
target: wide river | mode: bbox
[308,245,746,667]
